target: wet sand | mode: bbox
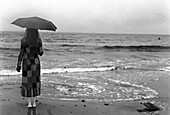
[0,77,170,115]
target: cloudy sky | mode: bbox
[0,0,170,34]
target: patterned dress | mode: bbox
[18,37,43,97]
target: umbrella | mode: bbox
[11,16,57,31]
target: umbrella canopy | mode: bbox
[11,16,57,31]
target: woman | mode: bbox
[16,28,43,107]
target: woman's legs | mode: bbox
[27,97,36,107]
[32,97,36,107]
[27,98,32,107]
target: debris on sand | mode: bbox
[104,103,109,106]
[137,101,161,113]
[81,100,85,102]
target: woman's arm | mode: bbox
[16,39,24,72]
[38,39,44,56]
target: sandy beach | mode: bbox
[0,76,169,115]
[1,0,170,113]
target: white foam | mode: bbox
[0,66,169,76]
[160,66,170,71]
[0,70,21,76]
[42,67,115,74]
[107,78,159,96]
[0,67,115,76]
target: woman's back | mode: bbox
[21,37,42,58]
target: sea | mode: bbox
[0,31,170,103]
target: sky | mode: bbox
[0,0,170,34]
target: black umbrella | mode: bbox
[11,16,57,31]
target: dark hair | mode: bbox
[24,28,40,47]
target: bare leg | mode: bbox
[28,98,32,107]
[32,97,36,107]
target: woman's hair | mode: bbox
[24,28,40,47]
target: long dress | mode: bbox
[17,37,43,97]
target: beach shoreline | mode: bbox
[0,76,169,115]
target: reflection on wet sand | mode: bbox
[27,107,54,115]
[27,108,36,115]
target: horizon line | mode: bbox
[0,30,170,36]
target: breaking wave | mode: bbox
[41,77,158,102]
[97,45,170,52]
[0,66,169,76]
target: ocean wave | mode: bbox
[42,67,115,74]
[107,79,158,99]
[0,47,50,52]
[60,44,86,47]
[42,78,158,102]
[0,67,114,76]
[97,45,170,52]
[0,66,169,76]
[0,47,19,52]
[1,44,169,53]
